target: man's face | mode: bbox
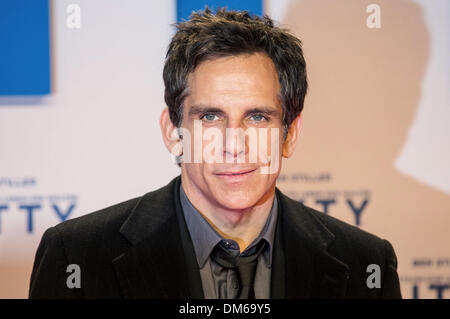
[179,53,287,210]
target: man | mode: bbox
[29,8,401,299]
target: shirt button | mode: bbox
[232,280,239,289]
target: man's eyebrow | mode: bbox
[188,106,226,117]
[244,107,281,118]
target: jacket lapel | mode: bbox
[275,189,350,299]
[111,175,349,299]
[111,176,204,298]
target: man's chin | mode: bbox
[218,201,254,211]
[212,192,258,211]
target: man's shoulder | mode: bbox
[29,189,168,298]
[52,196,141,238]
[51,177,178,240]
[279,191,401,298]
[278,190,392,256]
[307,202,385,245]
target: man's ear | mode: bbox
[160,108,182,156]
[282,113,303,158]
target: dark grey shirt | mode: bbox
[179,184,278,299]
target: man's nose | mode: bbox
[224,122,248,161]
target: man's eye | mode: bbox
[201,114,219,121]
[249,114,267,122]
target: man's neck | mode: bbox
[181,177,276,252]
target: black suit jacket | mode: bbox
[29,175,401,298]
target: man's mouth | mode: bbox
[214,168,258,183]
[215,168,257,176]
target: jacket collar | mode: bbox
[112,175,349,298]
[112,175,203,298]
[274,188,350,298]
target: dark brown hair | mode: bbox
[163,7,308,133]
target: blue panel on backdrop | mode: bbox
[177,0,262,22]
[0,0,50,95]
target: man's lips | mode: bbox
[214,168,257,176]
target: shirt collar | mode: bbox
[179,184,278,268]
